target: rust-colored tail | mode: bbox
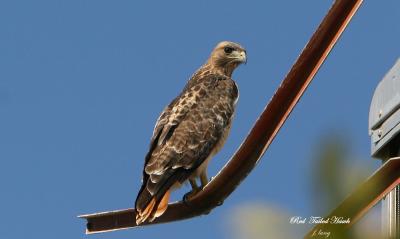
[153,190,170,218]
[135,190,171,225]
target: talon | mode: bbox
[183,192,192,206]
[183,190,198,206]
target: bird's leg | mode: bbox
[183,170,210,205]
[200,171,209,188]
[189,178,199,191]
[183,178,201,205]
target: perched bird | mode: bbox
[135,41,246,224]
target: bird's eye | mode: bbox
[224,47,234,54]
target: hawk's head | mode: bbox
[207,41,247,76]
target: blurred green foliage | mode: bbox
[227,135,382,239]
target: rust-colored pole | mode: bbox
[79,0,363,234]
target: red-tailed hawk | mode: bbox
[135,41,246,224]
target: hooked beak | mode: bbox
[240,50,247,64]
[231,50,247,64]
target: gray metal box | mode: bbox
[369,59,400,158]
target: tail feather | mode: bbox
[135,168,187,225]
[135,190,171,224]
[136,198,156,225]
[152,190,171,219]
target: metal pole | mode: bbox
[381,186,400,238]
[382,137,400,238]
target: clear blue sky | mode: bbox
[0,1,399,238]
